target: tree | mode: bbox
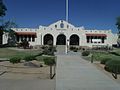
[0,0,7,17]
[0,26,3,44]
[43,57,56,79]
[116,16,120,47]
[116,17,120,34]
[2,20,17,46]
[0,0,7,44]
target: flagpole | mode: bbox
[66,0,69,54]
[66,0,68,22]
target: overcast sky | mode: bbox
[3,0,120,33]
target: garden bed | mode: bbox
[0,60,50,79]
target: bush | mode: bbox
[70,46,76,50]
[100,57,112,64]
[70,46,78,52]
[41,46,48,49]
[105,60,120,74]
[24,55,36,62]
[10,56,21,64]
[82,51,90,56]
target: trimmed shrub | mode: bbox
[10,56,21,64]
[43,57,56,66]
[82,51,90,56]
[100,57,112,64]
[24,55,36,62]
[105,60,120,74]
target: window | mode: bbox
[55,25,57,28]
[32,36,35,42]
[67,25,69,28]
[60,23,64,28]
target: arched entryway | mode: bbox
[70,34,79,45]
[44,34,53,45]
[56,34,66,45]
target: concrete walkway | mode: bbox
[0,79,55,90]
[56,54,120,90]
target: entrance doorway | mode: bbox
[44,34,53,45]
[70,34,79,45]
[56,34,66,45]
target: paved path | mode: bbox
[56,54,120,90]
[0,79,55,90]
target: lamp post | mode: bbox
[65,39,69,54]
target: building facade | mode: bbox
[2,20,118,48]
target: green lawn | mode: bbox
[0,48,42,58]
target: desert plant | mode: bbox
[82,51,90,56]
[9,56,21,64]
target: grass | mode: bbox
[0,48,42,58]
[0,48,56,62]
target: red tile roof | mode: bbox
[16,32,36,36]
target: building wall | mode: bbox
[3,20,118,47]
[2,32,8,44]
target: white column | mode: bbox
[54,36,56,46]
[41,34,43,45]
[19,35,21,42]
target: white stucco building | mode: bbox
[2,20,118,48]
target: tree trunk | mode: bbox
[50,65,52,79]
[0,31,3,44]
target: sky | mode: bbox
[2,0,120,33]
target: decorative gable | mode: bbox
[48,20,75,29]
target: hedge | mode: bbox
[100,57,112,64]
[82,51,90,56]
[24,55,36,62]
[105,60,120,74]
